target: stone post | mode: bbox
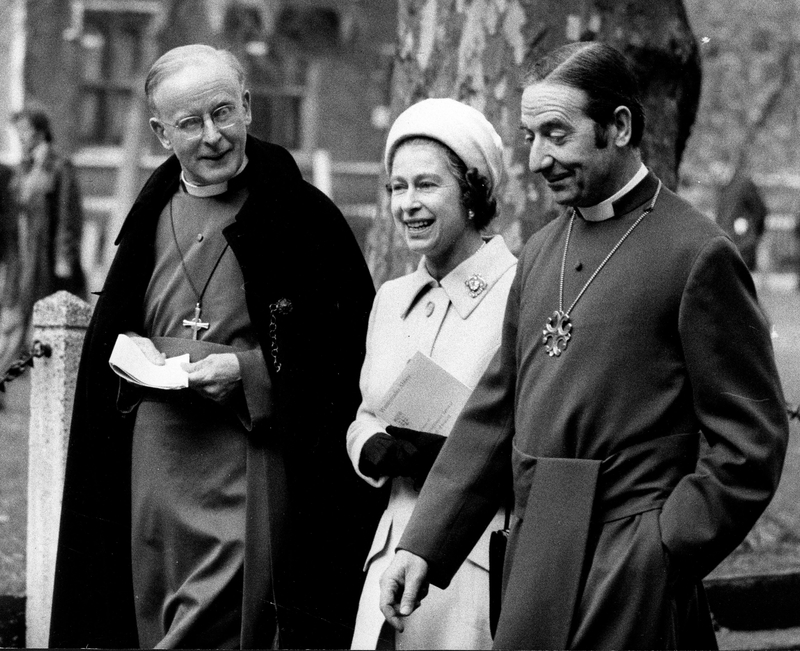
[25,291,92,649]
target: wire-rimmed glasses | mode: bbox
[160,104,241,141]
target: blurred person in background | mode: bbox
[0,160,16,407]
[717,171,768,271]
[0,105,86,380]
[347,98,516,649]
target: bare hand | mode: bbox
[182,353,241,404]
[125,332,166,366]
[379,550,430,632]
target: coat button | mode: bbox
[425,301,435,317]
[197,233,204,242]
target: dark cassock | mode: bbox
[49,135,385,649]
[399,170,789,649]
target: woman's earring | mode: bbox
[468,210,475,220]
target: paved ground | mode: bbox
[0,372,27,598]
[754,275,800,558]
[1,276,800,648]
[0,372,28,648]
[707,278,800,648]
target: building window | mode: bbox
[69,1,160,146]
[223,2,336,151]
[249,87,304,151]
[245,53,309,151]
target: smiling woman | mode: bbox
[388,139,482,280]
[347,98,517,650]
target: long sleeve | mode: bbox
[346,284,391,488]
[234,347,272,430]
[660,235,789,579]
[398,259,521,588]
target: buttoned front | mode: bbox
[347,235,516,649]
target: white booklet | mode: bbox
[376,351,472,436]
[109,334,190,390]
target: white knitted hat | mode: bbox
[384,98,505,190]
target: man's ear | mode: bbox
[611,106,633,147]
[241,90,252,127]
[149,118,173,151]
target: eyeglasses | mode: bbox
[160,104,241,141]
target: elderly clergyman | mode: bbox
[49,44,382,649]
[380,42,789,649]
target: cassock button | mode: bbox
[425,301,435,317]
[197,233,204,242]
[575,261,583,271]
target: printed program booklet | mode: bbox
[376,351,472,436]
[109,333,189,390]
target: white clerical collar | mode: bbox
[181,155,249,197]
[577,163,648,222]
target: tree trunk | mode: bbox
[367,0,701,285]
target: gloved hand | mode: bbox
[386,425,447,490]
[358,431,419,479]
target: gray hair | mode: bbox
[145,44,246,115]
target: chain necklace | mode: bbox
[169,197,231,340]
[542,180,662,358]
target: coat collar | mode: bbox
[181,155,249,196]
[115,135,304,244]
[400,235,516,320]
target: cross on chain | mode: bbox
[183,303,209,340]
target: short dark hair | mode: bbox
[388,137,498,230]
[524,42,645,148]
[12,105,53,143]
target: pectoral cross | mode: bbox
[183,303,209,340]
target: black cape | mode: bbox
[49,136,385,649]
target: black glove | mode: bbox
[386,425,447,489]
[358,431,419,479]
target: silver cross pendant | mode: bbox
[182,303,210,340]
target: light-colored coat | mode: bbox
[347,235,517,649]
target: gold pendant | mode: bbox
[542,310,572,357]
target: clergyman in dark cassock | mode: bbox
[379,42,789,650]
[49,44,384,649]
